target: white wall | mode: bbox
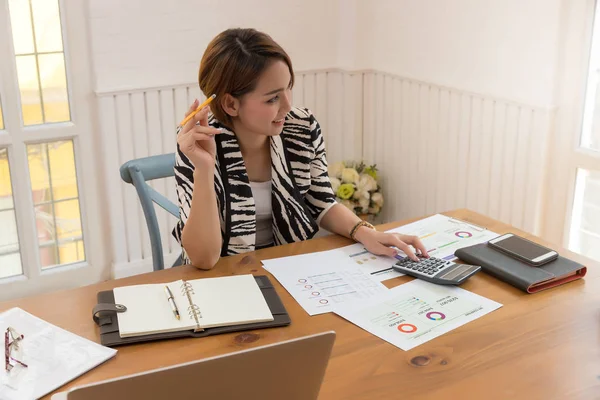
[356,0,562,107]
[88,0,353,92]
[89,0,563,105]
[86,0,564,277]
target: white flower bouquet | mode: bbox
[328,161,384,218]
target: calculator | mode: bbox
[392,254,481,285]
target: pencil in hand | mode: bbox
[178,94,216,127]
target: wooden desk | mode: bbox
[2,209,599,399]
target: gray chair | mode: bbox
[120,153,182,271]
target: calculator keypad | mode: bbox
[395,255,452,276]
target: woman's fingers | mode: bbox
[393,239,418,261]
[190,131,219,141]
[194,104,210,127]
[194,126,221,136]
[377,233,418,260]
[369,242,398,258]
[398,234,429,257]
[182,100,212,133]
[185,99,199,117]
[181,100,200,133]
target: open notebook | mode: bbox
[113,274,274,338]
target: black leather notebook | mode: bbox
[92,275,291,347]
[455,243,587,293]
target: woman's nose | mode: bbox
[282,89,292,112]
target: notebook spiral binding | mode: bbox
[180,281,204,332]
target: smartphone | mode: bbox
[488,233,558,266]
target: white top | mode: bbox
[249,180,274,247]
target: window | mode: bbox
[6,0,84,272]
[570,169,600,261]
[27,140,84,268]
[567,1,600,261]
[0,149,22,279]
[0,0,93,283]
[581,2,600,152]
[0,0,102,299]
[0,100,4,129]
[9,0,70,126]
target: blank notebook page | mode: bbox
[188,274,273,329]
[113,281,195,337]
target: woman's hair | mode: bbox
[199,28,294,127]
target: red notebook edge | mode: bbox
[527,267,588,293]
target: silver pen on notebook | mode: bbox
[164,285,180,320]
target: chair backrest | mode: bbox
[119,153,181,271]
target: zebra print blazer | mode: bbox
[172,107,338,264]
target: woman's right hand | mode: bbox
[177,99,222,169]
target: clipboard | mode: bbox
[92,275,291,347]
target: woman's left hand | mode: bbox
[354,228,429,261]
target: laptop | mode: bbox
[51,331,336,400]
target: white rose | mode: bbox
[371,192,384,207]
[328,162,345,179]
[369,205,381,215]
[359,197,370,213]
[353,189,370,200]
[357,174,377,192]
[341,168,360,184]
[330,177,341,193]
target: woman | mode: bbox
[173,28,428,269]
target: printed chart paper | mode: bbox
[388,214,500,261]
[262,257,388,315]
[334,279,502,350]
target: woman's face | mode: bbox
[235,60,293,137]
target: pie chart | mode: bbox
[455,231,473,238]
[397,323,417,333]
[426,311,446,321]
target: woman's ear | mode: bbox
[221,94,240,118]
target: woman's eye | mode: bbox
[267,95,279,104]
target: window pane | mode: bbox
[0,149,14,210]
[0,253,23,279]
[39,53,70,123]
[58,240,83,265]
[28,143,51,205]
[569,169,600,262]
[27,141,85,269]
[581,6,600,152]
[581,68,600,151]
[15,55,43,126]
[39,244,58,268]
[0,210,19,255]
[35,202,55,243]
[0,100,4,130]
[48,141,77,200]
[76,240,85,260]
[30,0,63,53]
[54,199,82,240]
[588,71,600,151]
[11,0,70,126]
[8,0,35,55]
[0,149,22,278]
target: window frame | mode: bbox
[0,0,110,300]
